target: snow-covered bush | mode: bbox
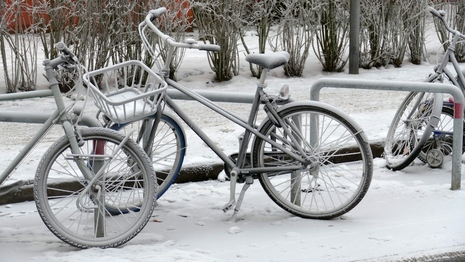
[0,0,192,92]
[312,0,349,72]
[0,0,40,92]
[193,0,245,82]
[269,0,316,77]
[406,0,427,65]
[360,0,397,68]
[359,0,426,69]
[150,0,193,80]
[240,0,279,78]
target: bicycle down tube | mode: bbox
[164,78,307,174]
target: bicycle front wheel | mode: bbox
[111,113,186,198]
[34,128,157,248]
[384,92,443,170]
[252,103,373,219]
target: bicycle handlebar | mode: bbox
[55,42,74,57]
[148,7,167,21]
[45,42,79,70]
[428,6,465,40]
[427,6,445,19]
[142,7,221,52]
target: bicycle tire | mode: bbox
[417,106,464,164]
[384,91,443,170]
[34,127,157,248]
[252,103,373,219]
[111,113,186,198]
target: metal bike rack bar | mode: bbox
[167,89,257,104]
[310,78,464,190]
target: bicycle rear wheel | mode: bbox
[111,113,185,198]
[384,91,443,170]
[252,103,373,219]
[417,106,464,167]
[34,128,157,248]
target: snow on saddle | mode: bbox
[245,51,290,70]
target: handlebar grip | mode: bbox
[54,42,79,66]
[149,7,167,21]
[427,6,445,18]
[55,42,74,56]
[198,44,221,52]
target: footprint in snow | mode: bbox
[228,226,242,235]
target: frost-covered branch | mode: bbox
[312,0,349,72]
[269,0,317,76]
[240,0,279,78]
[193,0,245,82]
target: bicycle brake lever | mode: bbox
[59,63,77,73]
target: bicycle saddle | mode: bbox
[245,51,290,70]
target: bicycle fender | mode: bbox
[255,100,369,143]
[162,110,187,143]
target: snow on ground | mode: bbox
[0,24,464,261]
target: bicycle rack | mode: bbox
[167,89,271,104]
[310,78,463,190]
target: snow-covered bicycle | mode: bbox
[0,43,163,248]
[137,7,373,220]
[384,6,465,170]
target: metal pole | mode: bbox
[349,0,360,74]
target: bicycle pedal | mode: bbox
[222,200,236,213]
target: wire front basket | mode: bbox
[83,60,167,124]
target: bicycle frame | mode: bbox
[160,68,311,215]
[163,77,307,175]
[0,59,102,194]
[142,12,306,175]
[431,14,465,95]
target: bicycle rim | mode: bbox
[384,92,443,170]
[252,104,373,219]
[34,128,157,248]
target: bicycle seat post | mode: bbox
[257,68,270,90]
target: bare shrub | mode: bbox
[149,0,193,80]
[0,0,39,92]
[193,0,245,82]
[360,0,395,68]
[405,0,427,65]
[312,0,349,72]
[240,0,279,78]
[359,0,426,69]
[269,0,316,77]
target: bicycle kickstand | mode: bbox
[230,176,254,222]
[222,169,238,213]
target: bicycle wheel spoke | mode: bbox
[111,114,185,198]
[253,104,372,219]
[34,128,156,248]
